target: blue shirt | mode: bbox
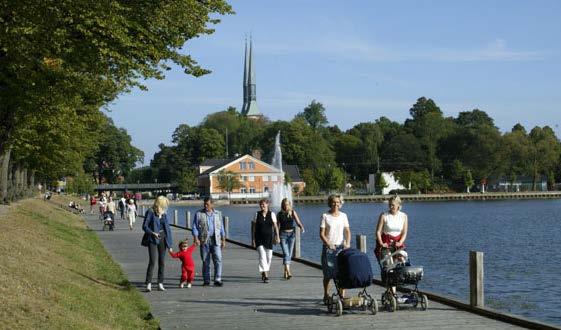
[192,209,225,238]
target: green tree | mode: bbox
[83,117,144,183]
[258,119,335,168]
[177,168,198,193]
[347,123,383,180]
[66,171,95,195]
[0,0,233,157]
[405,97,453,179]
[464,169,474,193]
[500,125,532,185]
[295,100,328,130]
[528,126,561,190]
[380,133,425,171]
[125,167,155,184]
[315,166,345,193]
[216,170,242,199]
[301,169,319,196]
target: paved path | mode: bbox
[83,212,521,330]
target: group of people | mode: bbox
[91,193,138,230]
[68,200,85,213]
[141,194,409,301]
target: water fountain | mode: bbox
[270,131,293,210]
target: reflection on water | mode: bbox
[169,199,561,326]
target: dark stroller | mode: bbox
[379,247,427,312]
[326,248,378,316]
[102,211,115,231]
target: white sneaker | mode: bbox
[179,282,185,288]
[157,283,166,291]
[146,283,152,292]
[187,283,192,288]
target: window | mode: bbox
[264,187,269,192]
[248,162,255,170]
[240,187,247,193]
[263,175,269,182]
[239,162,247,170]
[249,187,256,193]
[242,175,247,181]
[249,175,255,182]
[271,175,277,182]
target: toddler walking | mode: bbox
[169,239,196,288]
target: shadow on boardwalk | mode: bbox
[83,212,522,330]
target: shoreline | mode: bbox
[135,191,561,206]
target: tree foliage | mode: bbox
[216,170,242,197]
[149,97,561,194]
[295,100,328,130]
[0,0,233,194]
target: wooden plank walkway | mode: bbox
[83,212,522,329]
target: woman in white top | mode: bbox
[320,194,351,303]
[375,195,408,260]
[126,199,137,230]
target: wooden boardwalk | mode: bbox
[83,212,523,330]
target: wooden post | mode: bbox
[224,216,229,238]
[186,211,191,229]
[470,251,484,307]
[174,209,178,226]
[356,234,367,253]
[294,226,301,258]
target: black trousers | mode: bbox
[145,240,166,284]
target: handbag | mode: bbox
[141,232,150,247]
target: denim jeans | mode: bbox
[280,231,295,265]
[200,238,222,282]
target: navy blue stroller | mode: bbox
[326,248,378,316]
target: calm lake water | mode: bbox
[169,199,561,326]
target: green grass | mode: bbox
[0,197,159,329]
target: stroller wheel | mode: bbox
[420,294,429,311]
[369,299,378,315]
[336,299,343,317]
[412,292,419,307]
[387,294,397,312]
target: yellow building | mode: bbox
[198,155,304,199]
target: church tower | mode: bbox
[242,36,262,118]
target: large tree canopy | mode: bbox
[0,0,233,191]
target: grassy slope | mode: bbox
[0,197,159,329]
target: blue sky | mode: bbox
[107,0,561,164]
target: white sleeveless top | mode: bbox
[382,211,406,236]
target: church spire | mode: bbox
[243,35,261,118]
[242,37,249,115]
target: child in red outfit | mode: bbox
[169,239,197,288]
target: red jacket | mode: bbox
[170,244,196,269]
[375,233,406,260]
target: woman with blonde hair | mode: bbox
[320,194,351,303]
[143,196,173,292]
[375,195,408,260]
[277,198,305,279]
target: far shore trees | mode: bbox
[148,99,561,195]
